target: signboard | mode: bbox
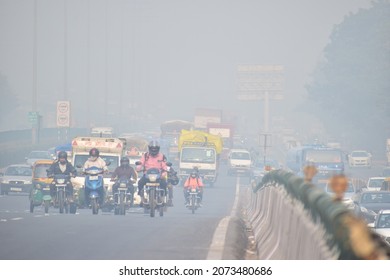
[28,111,39,125]
[56,101,70,127]
[208,128,231,138]
[237,64,284,100]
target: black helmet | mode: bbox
[148,140,160,156]
[89,148,100,157]
[120,157,130,166]
[190,167,199,178]
[58,151,67,160]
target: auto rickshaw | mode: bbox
[29,159,54,214]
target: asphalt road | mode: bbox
[0,167,246,260]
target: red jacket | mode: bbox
[136,152,167,177]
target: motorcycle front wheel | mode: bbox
[92,198,99,215]
[149,188,155,218]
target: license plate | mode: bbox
[10,187,22,191]
[118,188,127,191]
[56,184,66,187]
[89,176,98,180]
[146,183,160,186]
[43,187,50,191]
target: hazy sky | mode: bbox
[0,0,371,133]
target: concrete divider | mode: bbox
[243,170,390,260]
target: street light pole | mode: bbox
[32,0,38,145]
[104,0,108,125]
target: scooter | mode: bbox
[84,166,105,215]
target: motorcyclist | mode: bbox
[183,167,204,206]
[47,151,77,199]
[111,157,137,203]
[166,164,179,206]
[136,140,168,206]
[83,148,108,206]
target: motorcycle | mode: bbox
[84,166,105,215]
[186,186,201,214]
[142,167,166,218]
[112,177,135,215]
[51,174,76,214]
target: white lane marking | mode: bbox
[34,215,43,218]
[207,177,240,260]
[1,219,7,222]
[10,217,23,221]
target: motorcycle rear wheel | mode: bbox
[149,188,155,218]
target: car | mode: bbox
[227,149,252,176]
[348,150,372,167]
[0,164,33,195]
[25,150,52,166]
[367,177,386,191]
[368,210,390,245]
[251,159,281,180]
[325,180,356,208]
[353,191,390,223]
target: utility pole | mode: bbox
[104,0,108,125]
[86,0,91,128]
[260,133,272,166]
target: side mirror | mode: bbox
[106,161,111,166]
[135,161,142,166]
[166,162,172,167]
[76,164,82,169]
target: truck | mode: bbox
[70,136,126,206]
[160,120,194,165]
[286,144,344,182]
[90,127,114,138]
[193,108,222,130]
[207,122,234,163]
[121,136,149,166]
[178,130,223,187]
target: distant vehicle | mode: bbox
[367,177,386,191]
[0,164,33,195]
[325,180,356,206]
[368,210,390,245]
[382,167,390,177]
[353,191,390,223]
[251,159,281,180]
[348,150,372,167]
[90,127,114,138]
[227,149,252,176]
[25,150,52,166]
[286,144,344,179]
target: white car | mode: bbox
[367,177,385,191]
[228,149,252,176]
[348,150,372,167]
[368,210,390,246]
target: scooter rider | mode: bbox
[47,151,77,199]
[83,148,108,206]
[136,140,168,205]
[184,167,204,206]
[111,157,137,202]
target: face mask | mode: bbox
[59,160,66,165]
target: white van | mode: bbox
[228,149,252,176]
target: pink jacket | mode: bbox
[136,153,167,176]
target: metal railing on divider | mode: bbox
[246,170,390,260]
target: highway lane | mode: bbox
[0,169,245,260]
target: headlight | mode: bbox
[35,184,41,189]
[57,179,65,184]
[148,174,158,182]
[360,207,368,213]
[25,180,32,184]
[2,180,9,184]
[120,183,126,188]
